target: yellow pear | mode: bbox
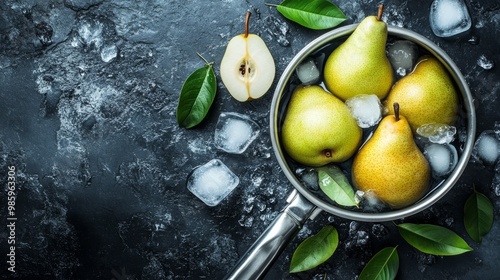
[281,85,362,167]
[220,12,275,102]
[352,103,430,209]
[385,55,459,132]
[323,5,394,101]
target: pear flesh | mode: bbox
[323,7,394,101]
[281,85,362,167]
[220,13,275,102]
[385,55,459,132]
[352,107,431,209]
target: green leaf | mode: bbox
[176,54,217,128]
[270,0,347,30]
[359,247,399,280]
[317,165,358,207]
[290,225,339,273]
[464,191,494,242]
[397,223,473,256]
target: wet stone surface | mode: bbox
[1,0,500,279]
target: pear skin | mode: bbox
[385,55,459,132]
[282,85,362,167]
[352,104,430,209]
[323,5,394,101]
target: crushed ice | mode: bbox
[101,44,118,62]
[345,94,383,128]
[491,162,500,196]
[477,55,495,70]
[355,190,387,212]
[416,123,457,144]
[77,19,104,49]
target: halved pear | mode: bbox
[220,12,275,102]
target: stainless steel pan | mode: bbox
[226,24,476,280]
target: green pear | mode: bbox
[323,5,394,101]
[384,55,459,132]
[352,103,431,209]
[281,85,362,167]
[220,12,275,102]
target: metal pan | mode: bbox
[226,24,476,280]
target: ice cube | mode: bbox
[345,94,383,128]
[214,112,260,154]
[101,44,118,63]
[416,123,457,144]
[457,126,468,152]
[429,0,472,37]
[355,190,388,212]
[471,130,500,166]
[186,159,240,206]
[423,143,458,177]
[295,167,319,191]
[387,40,419,77]
[296,58,320,85]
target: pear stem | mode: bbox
[394,103,400,122]
[377,4,384,21]
[244,11,251,38]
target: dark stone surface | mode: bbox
[1,0,499,279]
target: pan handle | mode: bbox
[225,189,320,280]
